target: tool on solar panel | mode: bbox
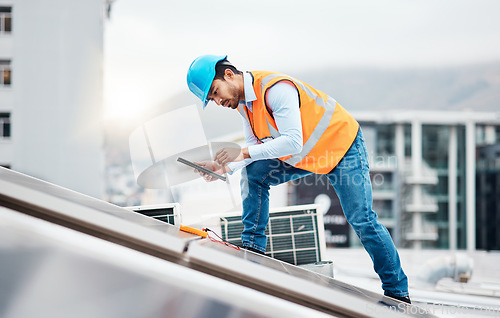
[179,225,208,237]
[179,225,241,250]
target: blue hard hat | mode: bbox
[187,54,227,108]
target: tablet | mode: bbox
[177,157,227,182]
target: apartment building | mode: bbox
[0,3,12,168]
[291,110,500,251]
[1,1,108,199]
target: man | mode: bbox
[186,54,411,303]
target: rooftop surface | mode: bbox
[326,248,500,317]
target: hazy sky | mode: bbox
[103,0,500,120]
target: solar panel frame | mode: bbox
[187,239,435,318]
[0,167,195,259]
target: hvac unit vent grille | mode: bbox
[221,206,323,265]
[127,204,180,225]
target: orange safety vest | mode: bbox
[238,71,359,174]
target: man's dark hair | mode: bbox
[214,59,242,80]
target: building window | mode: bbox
[423,125,450,170]
[0,60,11,86]
[0,113,10,138]
[376,124,395,156]
[0,7,12,34]
[404,124,412,157]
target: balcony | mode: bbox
[405,175,438,184]
[372,189,396,200]
[405,202,438,213]
[402,158,438,185]
[405,232,438,241]
[403,188,438,213]
[404,218,439,242]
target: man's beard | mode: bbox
[227,84,240,109]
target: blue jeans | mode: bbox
[240,129,409,297]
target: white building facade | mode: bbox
[1,0,109,199]
[0,2,12,167]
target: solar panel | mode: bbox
[0,206,333,318]
[0,167,437,318]
[220,205,326,265]
[0,167,193,257]
[187,239,436,318]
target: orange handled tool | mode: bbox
[179,225,208,238]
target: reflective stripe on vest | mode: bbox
[244,71,359,174]
[259,73,338,166]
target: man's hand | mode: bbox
[193,161,231,182]
[214,147,250,166]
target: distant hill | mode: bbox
[295,62,500,112]
[105,61,500,147]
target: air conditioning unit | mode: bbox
[220,204,326,266]
[126,203,181,226]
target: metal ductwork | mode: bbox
[416,253,474,286]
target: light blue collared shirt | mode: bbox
[227,71,303,173]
